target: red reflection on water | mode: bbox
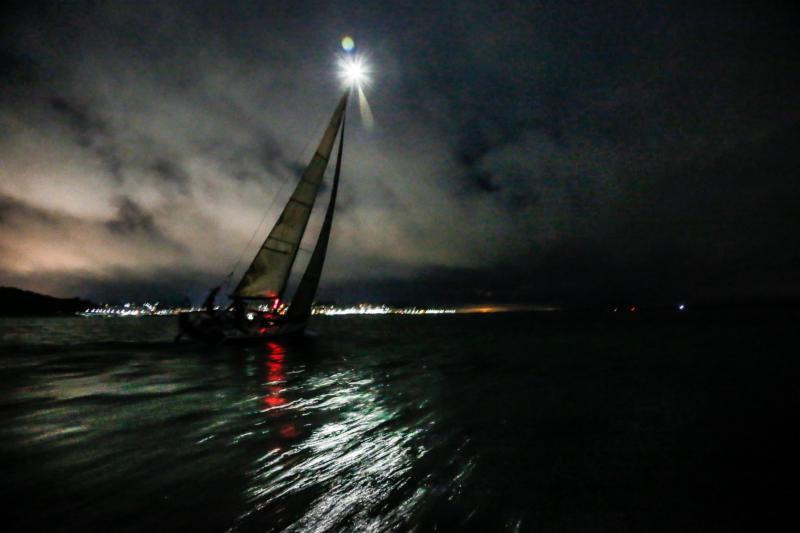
[263,343,289,406]
[267,342,285,363]
[261,342,298,439]
[266,362,283,377]
[264,396,287,407]
[263,342,286,406]
[279,423,299,439]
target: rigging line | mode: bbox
[219,103,335,290]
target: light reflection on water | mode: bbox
[4,313,769,530]
[0,318,473,531]
[235,341,429,531]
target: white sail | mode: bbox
[233,93,348,299]
[288,112,345,320]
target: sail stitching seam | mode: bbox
[265,237,296,247]
[288,198,314,208]
[263,246,289,255]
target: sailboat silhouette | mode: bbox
[178,92,349,343]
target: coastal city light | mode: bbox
[311,303,456,316]
[78,302,457,317]
[72,302,695,318]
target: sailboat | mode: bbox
[177,91,350,343]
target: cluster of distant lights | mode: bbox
[612,304,688,313]
[80,303,691,317]
[81,303,191,316]
[80,302,457,317]
[312,304,456,316]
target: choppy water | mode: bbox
[1,312,796,531]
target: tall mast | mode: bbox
[233,92,349,300]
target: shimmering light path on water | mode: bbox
[1,313,796,531]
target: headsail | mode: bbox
[233,92,349,299]
[287,112,346,320]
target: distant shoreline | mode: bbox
[0,287,94,317]
[3,286,797,319]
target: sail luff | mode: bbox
[233,92,349,299]
[287,110,346,321]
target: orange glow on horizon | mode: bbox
[458,305,503,314]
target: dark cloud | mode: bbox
[105,196,181,249]
[1,0,799,305]
[0,193,59,227]
[150,158,192,195]
[49,97,102,145]
[49,96,124,180]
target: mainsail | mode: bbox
[233,93,348,299]
[288,113,346,320]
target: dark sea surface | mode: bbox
[1,311,797,532]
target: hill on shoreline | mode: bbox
[0,287,94,317]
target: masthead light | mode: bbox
[338,54,369,88]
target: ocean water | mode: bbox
[0,312,796,531]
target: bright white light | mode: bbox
[338,55,369,88]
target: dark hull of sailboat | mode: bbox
[177,311,307,344]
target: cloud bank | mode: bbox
[1,1,798,305]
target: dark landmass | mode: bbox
[0,287,94,316]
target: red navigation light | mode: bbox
[258,327,267,335]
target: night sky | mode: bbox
[1,1,798,306]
